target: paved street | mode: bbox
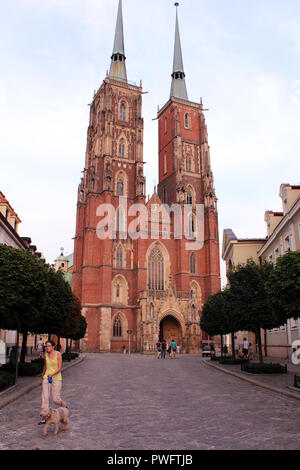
[0,353,300,450]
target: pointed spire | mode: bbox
[109,0,127,82]
[170,3,188,100]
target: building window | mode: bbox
[187,191,193,205]
[164,152,167,175]
[186,158,192,171]
[148,247,164,291]
[284,235,291,252]
[190,252,196,274]
[118,138,125,158]
[184,113,190,129]
[116,208,126,233]
[117,178,124,196]
[188,213,195,238]
[163,186,167,204]
[164,118,168,134]
[113,316,122,337]
[116,284,120,298]
[116,246,123,268]
[120,102,126,121]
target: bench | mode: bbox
[294,375,300,389]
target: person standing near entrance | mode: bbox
[171,339,177,358]
[39,340,66,424]
[242,337,249,358]
[37,337,44,358]
[161,340,166,359]
[156,341,161,359]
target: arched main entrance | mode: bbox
[159,315,182,346]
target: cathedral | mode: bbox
[72,1,221,353]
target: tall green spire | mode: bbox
[170,3,188,100]
[109,0,127,82]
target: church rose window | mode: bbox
[148,247,164,291]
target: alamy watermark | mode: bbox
[95,197,205,251]
[291,340,300,365]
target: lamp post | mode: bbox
[127,330,133,355]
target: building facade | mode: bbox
[0,191,43,352]
[258,184,300,358]
[72,1,221,353]
[222,183,300,359]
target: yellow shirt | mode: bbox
[43,352,62,381]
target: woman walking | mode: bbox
[39,340,66,424]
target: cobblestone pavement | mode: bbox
[0,353,300,450]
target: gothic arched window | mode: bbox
[116,246,123,268]
[187,190,193,205]
[116,207,126,233]
[188,213,195,238]
[184,113,190,129]
[148,247,164,291]
[120,102,126,121]
[113,316,122,337]
[186,157,192,171]
[190,252,196,274]
[116,284,120,298]
[117,178,124,196]
[118,138,125,158]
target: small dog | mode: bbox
[42,407,69,436]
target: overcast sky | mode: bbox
[1,0,300,287]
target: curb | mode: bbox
[202,359,300,403]
[0,354,86,410]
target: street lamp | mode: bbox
[127,330,133,355]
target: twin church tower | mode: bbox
[72,1,221,353]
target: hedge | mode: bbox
[219,357,249,365]
[241,362,287,374]
[62,352,79,362]
[0,371,14,392]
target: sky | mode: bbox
[0,0,300,287]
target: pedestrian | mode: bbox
[167,343,171,357]
[223,344,228,356]
[37,337,44,358]
[122,345,126,354]
[161,340,166,359]
[234,336,240,357]
[242,337,249,358]
[248,342,254,360]
[39,340,66,425]
[156,341,161,359]
[177,345,180,355]
[170,339,177,358]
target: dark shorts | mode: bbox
[243,348,248,355]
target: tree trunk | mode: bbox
[257,329,263,363]
[231,332,235,359]
[264,329,268,357]
[15,328,20,385]
[20,331,28,364]
[221,335,224,359]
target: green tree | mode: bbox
[201,289,242,358]
[0,245,48,363]
[227,259,284,363]
[265,251,300,322]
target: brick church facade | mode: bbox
[72,1,221,353]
